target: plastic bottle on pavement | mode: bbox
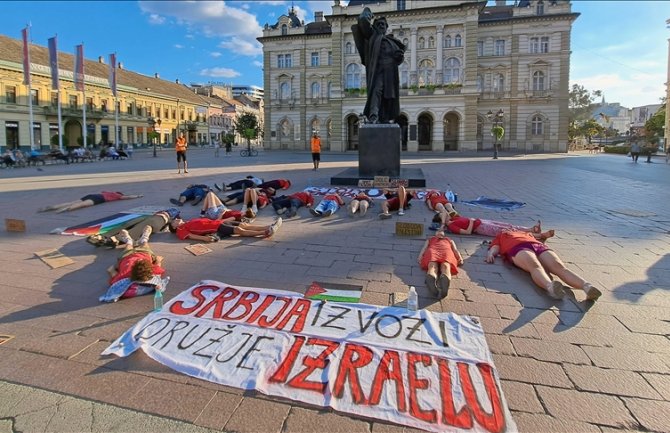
[446,184,456,203]
[153,289,163,312]
[407,286,418,312]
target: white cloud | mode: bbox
[572,72,666,108]
[253,60,263,67]
[139,0,263,56]
[185,34,194,39]
[210,52,222,58]
[219,36,262,57]
[174,44,184,49]
[199,67,241,78]
[148,13,165,25]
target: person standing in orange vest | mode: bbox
[175,132,188,174]
[310,132,321,170]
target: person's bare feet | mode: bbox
[540,229,555,241]
[532,220,542,234]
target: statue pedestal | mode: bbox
[330,123,425,187]
[358,124,400,177]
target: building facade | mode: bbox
[0,34,214,151]
[258,0,578,153]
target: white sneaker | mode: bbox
[241,205,248,215]
[583,283,602,301]
[118,229,133,246]
[137,226,152,246]
[398,208,405,216]
[251,204,258,214]
[546,281,565,300]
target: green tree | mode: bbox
[644,104,666,145]
[568,84,602,142]
[234,112,263,150]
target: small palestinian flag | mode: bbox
[305,281,362,303]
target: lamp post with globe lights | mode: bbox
[486,109,504,159]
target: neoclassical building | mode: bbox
[258,0,577,153]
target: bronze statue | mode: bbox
[352,7,405,124]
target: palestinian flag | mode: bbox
[305,281,363,303]
[58,213,148,236]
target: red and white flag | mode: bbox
[48,36,59,90]
[74,44,85,92]
[108,53,117,97]
[21,27,31,85]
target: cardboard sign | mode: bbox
[35,248,75,269]
[0,335,15,346]
[395,222,424,236]
[373,176,390,187]
[5,218,26,232]
[185,243,213,256]
[357,179,374,188]
[390,179,409,187]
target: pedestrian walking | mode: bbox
[176,132,188,173]
[311,132,321,170]
[630,141,640,163]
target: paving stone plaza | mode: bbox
[0,148,669,433]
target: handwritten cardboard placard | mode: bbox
[185,244,212,256]
[35,248,75,269]
[5,218,26,232]
[390,178,409,188]
[395,221,423,237]
[373,176,390,187]
[357,179,374,188]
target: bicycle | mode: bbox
[240,148,258,157]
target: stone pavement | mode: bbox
[0,148,668,433]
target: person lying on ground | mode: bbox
[378,186,416,219]
[87,208,181,248]
[38,191,143,213]
[199,191,243,221]
[417,229,463,299]
[169,216,283,241]
[214,175,264,192]
[486,229,602,301]
[310,192,345,217]
[442,214,555,241]
[220,187,275,217]
[2,149,16,167]
[348,191,373,216]
[257,178,291,191]
[271,191,314,218]
[107,230,165,286]
[425,190,459,225]
[169,184,211,207]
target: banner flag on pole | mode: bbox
[22,27,31,85]
[108,53,117,97]
[74,44,84,91]
[48,36,59,90]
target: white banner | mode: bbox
[104,281,516,433]
[305,187,430,200]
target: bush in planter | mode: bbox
[50,134,69,148]
[603,145,630,154]
[491,125,505,141]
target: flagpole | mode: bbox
[49,34,64,153]
[76,44,87,149]
[23,26,35,150]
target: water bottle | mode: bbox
[153,288,164,312]
[446,184,455,203]
[407,286,418,312]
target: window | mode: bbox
[5,122,19,149]
[346,42,353,54]
[397,0,406,10]
[31,89,38,106]
[86,97,94,110]
[495,39,505,56]
[445,35,451,48]
[418,37,425,49]
[101,99,108,112]
[477,41,484,56]
[493,73,504,92]
[418,59,434,85]
[285,54,292,67]
[280,82,290,99]
[345,63,362,89]
[328,51,332,66]
[172,109,176,120]
[311,52,319,67]
[540,36,549,53]
[69,95,78,109]
[328,82,333,98]
[476,74,484,92]
[5,86,16,103]
[127,102,134,115]
[530,37,539,53]
[443,58,460,83]
[532,71,545,91]
[32,122,42,147]
[454,34,462,47]
[531,115,543,135]
[281,24,287,35]
[400,62,409,88]
[311,82,320,99]
[428,36,434,48]
[164,108,169,118]
[536,0,544,15]
[278,54,285,68]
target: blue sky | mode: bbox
[3,1,668,108]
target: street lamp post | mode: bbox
[148,117,156,157]
[486,109,504,159]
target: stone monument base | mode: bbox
[358,123,400,177]
[330,167,426,187]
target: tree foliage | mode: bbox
[644,104,666,144]
[568,84,602,142]
[234,112,262,141]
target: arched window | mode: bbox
[418,59,434,85]
[532,71,545,91]
[400,62,409,88]
[443,57,460,83]
[445,35,452,48]
[418,37,425,49]
[536,0,545,15]
[311,118,321,135]
[280,82,290,100]
[345,63,362,89]
[327,82,333,98]
[281,24,287,35]
[493,73,504,92]
[346,42,353,54]
[476,74,484,92]
[531,115,543,135]
[428,36,435,48]
[311,82,320,99]
[454,34,462,47]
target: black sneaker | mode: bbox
[170,198,184,207]
[323,209,333,217]
[309,208,320,217]
[214,183,222,191]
